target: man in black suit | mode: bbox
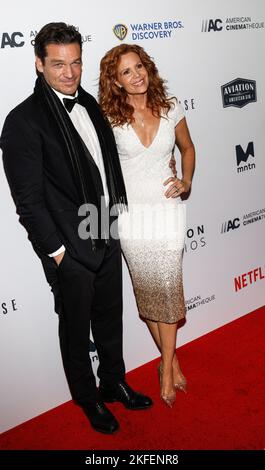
[0,22,152,434]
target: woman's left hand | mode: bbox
[163,177,191,198]
[169,156,177,177]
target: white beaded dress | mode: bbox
[113,99,186,323]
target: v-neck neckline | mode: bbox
[130,117,162,150]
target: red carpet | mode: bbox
[1,306,264,450]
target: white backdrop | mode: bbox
[1,0,265,433]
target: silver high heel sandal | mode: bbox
[174,377,187,393]
[157,363,176,408]
[173,357,187,393]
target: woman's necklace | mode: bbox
[134,110,145,128]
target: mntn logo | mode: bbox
[1,32,24,48]
[221,218,240,233]
[236,141,255,173]
[113,24,128,41]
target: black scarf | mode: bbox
[34,75,127,215]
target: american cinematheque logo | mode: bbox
[113,20,184,41]
[185,293,215,311]
[201,16,264,32]
[29,29,92,46]
[0,30,92,49]
[221,207,265,234]
[221,78,257,108]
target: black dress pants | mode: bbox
[46,239,125,405]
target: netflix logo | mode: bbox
[234,266,265,292]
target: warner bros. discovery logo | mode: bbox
[113,24,128,41]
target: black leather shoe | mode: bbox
[81,401,119,434]
[99,380,153,410]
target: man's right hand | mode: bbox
[54,251,65,266]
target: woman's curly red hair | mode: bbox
[99,44,172,127]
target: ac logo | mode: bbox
[1,32,24,48]
[221,218,240,233]
[201,19,223,32]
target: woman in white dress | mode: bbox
[99,44,195,407]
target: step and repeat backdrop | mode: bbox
[1,0,264,432]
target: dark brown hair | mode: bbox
[34,22,82,63]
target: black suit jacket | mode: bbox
[1,85,119,272]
